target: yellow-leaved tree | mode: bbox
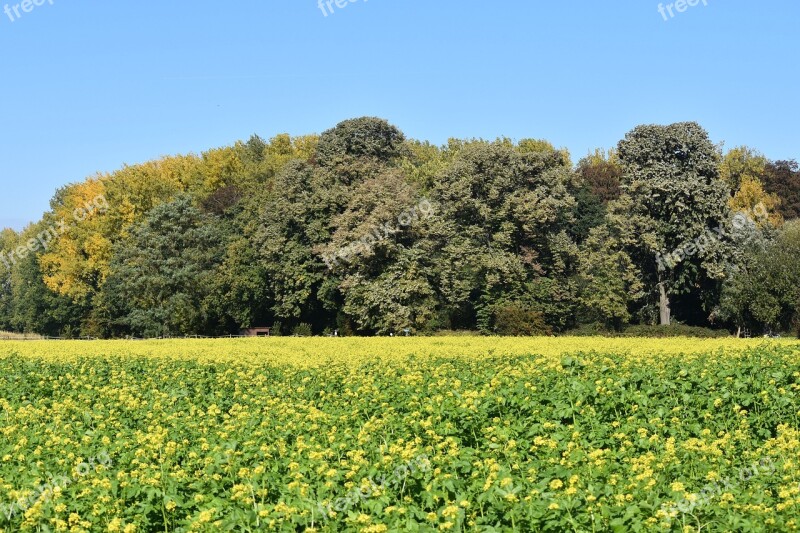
[730,175,783,228]
[37,134,319,333]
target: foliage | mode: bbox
[577,225,644,330]
[2,118,800,338]
[1,338,799,531]
[719,146,768,193]
[761,160,800,220]
[729,176,783,228]
[291,322,314,336]
[491,304,552,336]
[99,196,227,337]
[717,220,800,334]
[620,324,730,338]
[429,140,578,332]
[576,148,622,204]
[616,122,732,325]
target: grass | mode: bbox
[0,330,42,340]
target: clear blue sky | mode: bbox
[1,0,798,230]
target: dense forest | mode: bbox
[1,117,799,338]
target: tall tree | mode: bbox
[429,140,579,332]
[318,170,438,334]
[577,224,644,330]
[617,122,731,326]
[255,118,406,332]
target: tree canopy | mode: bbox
[1,117,798,337]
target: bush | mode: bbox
[292,323,313,337]
[563,323,730,338]
[564,323,615,337]
[621,324,730,338]
[426,330,484,337]
[493,305,553,336]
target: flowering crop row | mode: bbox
[1,338,799,531]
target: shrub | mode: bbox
[292,323,313,337]
[564,323,614,337]
[493,305,553,336]
[427,330,484,337]
[621,324,730,338]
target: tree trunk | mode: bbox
[736,325,741,338]
[658,282,671,326]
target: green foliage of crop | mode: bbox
[1,343,800,531]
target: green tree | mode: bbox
[255,118,410,333]
[314,116,406,184]
[320,170,438,334]
[429,141,579,332]
[255,160,342,332]
[717,221,800,335]
[100,196,227,337]
[577,149,622,204]
[617,122,731,326]
[577,225,644,330]
[3,223,87,336]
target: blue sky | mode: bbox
[0,0,798,229]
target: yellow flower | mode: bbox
[442,505,459,518]
[549,479,564,490]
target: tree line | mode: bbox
[1,117,799,338]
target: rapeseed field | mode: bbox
[1,337,799,531]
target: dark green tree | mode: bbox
[319,170,438,334]
[9,252,86,336]
[617,122,731,326]
[428,140,579,332]
[100,195,227,337]
[716,221,800,335]
[761,160,800,220]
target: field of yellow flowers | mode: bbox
[2,337,800,532]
